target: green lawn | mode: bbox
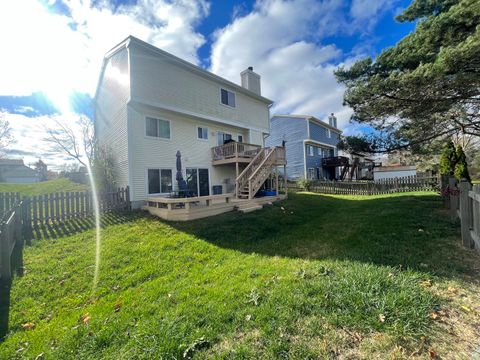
[1,192,479,359]
[0,178,88,197]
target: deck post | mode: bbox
[284,165,288,198]
[275,167,279,195]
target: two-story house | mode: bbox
[95,36,285,212]
[266,114,342,180]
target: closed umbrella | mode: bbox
[176,150,183,182]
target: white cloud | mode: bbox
[210,0,351,128]
[4,112,81,170]
[0,0,209,106]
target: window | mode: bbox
[217,131,232,145]
[147,169,172,194]
[317,147,322,156]
[307,145,314,156]
[197,126,208,140]
[237,134,243,143]
[327,129,331,138]
[220,88,236,107]
[146,117,170,139]
[308,168,315,180]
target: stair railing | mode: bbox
[235,148,266,198]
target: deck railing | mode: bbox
[211,142,261,162]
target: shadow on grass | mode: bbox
[31,211,143,240]
[169,192,480,281]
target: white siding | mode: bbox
[128,104,251,203]
[95,47,131,189]
[129,45,270,133]
[373,169,417,181]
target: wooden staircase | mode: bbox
[235,146,286,199]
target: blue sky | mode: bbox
[0,0,415,168]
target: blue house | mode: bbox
[266,114,342,180]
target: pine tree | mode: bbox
[454,145,471,182]
[439,141,457,175]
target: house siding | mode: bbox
[129,44,270,133]
[265,117,307,179]
[308,120,341,147]
[128,104,251,204]
[95,47,130,190]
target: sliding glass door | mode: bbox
[186,168,210,196]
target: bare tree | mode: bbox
[0,112,14,156]
[43,115,95,168]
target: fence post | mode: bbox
[125,186,131,211]
[449,177,458,219]
[459,179,473,248]
[0,222,11,282]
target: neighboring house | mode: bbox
[0,159,39,183]
[95,36,285,208]
[266,114,342,180]
[338,151,376,180]
[373,165,417,181]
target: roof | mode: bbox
[96,36,273,105]
[374,165,416,172]
[272,114,342,134]
[0,159,24,166]
[1,165,38,179]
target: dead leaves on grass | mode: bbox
[21,322,35,330]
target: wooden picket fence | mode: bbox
[289,175,439,195]
[0,200,24,282]
[446,177,480,252]
[0,187,130,282]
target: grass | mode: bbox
[1,192,479,359]
[0,178,88,197]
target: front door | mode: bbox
[198,168,209,196]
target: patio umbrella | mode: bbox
[176,150,183,182]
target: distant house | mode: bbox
[373,165,417,181]
[0,159,39,183]
[266,114,342,180]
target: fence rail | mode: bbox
[289,175,439,195]
[448,178,480,252]
[0,187,130,282]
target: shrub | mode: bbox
[298,178,314,191]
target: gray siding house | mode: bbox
[266,115,342,180]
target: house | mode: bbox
[0,159,39,183]
[373,165,417,181]
[94,36,286,219]
[265,114,342,180]
[338,151,377,180]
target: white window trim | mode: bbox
[327,129,331,138]
[196,125,209,141]
[146,167,174,195]
[237,134,244,143]
[144,116,172,141]
[219,87,236,109]
[308,168,315,180]
[307,145,314,156]
[217,131,233,146]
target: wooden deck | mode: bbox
[142,193,286,221]
[211,142,261,166]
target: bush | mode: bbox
[298,178,314,191]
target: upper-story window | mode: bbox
[327,129,331,138]
[220,88,236,107]
[217,131,232,146]
[197,126,208,140]
[307,145,314,156]
[237,134,244,143]
[317,147,322,156]
[146,117,170,139]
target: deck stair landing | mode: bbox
[235,146,286,199]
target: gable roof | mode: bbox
[96,36,273,105]
[272,114,342,134]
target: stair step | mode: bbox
[239,204,263,213]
